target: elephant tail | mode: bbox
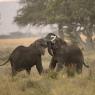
[0,59,9,66]
[83,62,89,68]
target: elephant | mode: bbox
[0,38,47,76]
[45,33,89,74]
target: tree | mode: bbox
[15,0,95,48]
[71,0,95,48]
[15,0,73,39]
[15,0,47,26]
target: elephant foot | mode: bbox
[66,63,76,77]
[26,68,31,75]
[12,71,17,77]
[76,69,82,74]
[12,68,17,77]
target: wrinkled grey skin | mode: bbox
[0,39,47,76]
[45,33,89,74]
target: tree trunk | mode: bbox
[85,24,94,49]
[58,23,64,40]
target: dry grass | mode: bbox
[0,37,38,46]
[0,38,95,95]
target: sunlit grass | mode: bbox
[0,38,95,95]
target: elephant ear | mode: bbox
[35,39,46,55]
[54,38,67,48]
[39,46,45,55]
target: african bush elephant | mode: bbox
[45,33,89,74]
[0,39,47,76]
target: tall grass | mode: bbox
[0,38,95,95]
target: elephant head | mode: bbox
[34,38,47,55]
[44,33,57,43]
[44,33,58,56]
[44,33,67,56]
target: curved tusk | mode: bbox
[51,35,57,42]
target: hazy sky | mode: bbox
[0,1,20,35]
[0,0,18,2]
[0,0,55,36]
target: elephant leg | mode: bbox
[12,66,17,76]
[36,59,43,75]
[10,61,17,76]
[66,63,76,77]
[26,68,31,75]
[76,63,83,74]
[56,63,63,72]
[49,57,57,70]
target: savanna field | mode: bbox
[0,38,95,95]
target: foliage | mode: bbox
[15,0,47,26]
[15,0,95,48]
[15,0,95,25]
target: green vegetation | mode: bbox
[15,0,95,48]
